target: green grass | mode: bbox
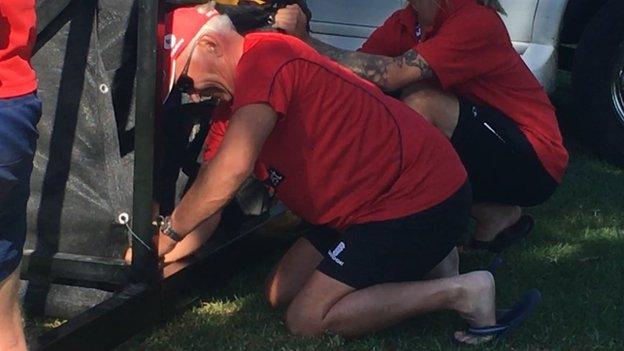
[117,74,624,350]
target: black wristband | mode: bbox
[161,216,184,242]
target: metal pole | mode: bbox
[132,0,159,284]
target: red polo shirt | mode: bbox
[360,7,419,57]
[0,0,37,98]
[360,0,568,183]
[206,32,466,231]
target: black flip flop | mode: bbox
[469,215,535,253]
[457,289,542,345]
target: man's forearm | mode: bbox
[163,211,222,263]
[307,37,397,90]
[274,4,430,89]
[306,37,433,91]
[168,104,277,238]
[170,161,249,238]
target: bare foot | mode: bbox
[471,203,522,242]
[453,271,497,345]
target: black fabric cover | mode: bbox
[26,1,138,259]
[26,0,271,261]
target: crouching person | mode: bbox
[156,4,539,344]
[276,0,569,253]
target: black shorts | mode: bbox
[450,97,558,206]
[303,183,471,289]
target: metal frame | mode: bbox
[27,1,286,349]
[130,0,160,286]
[21,250,129,291]
[32,206,287,350]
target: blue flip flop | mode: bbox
[459,289,542,345]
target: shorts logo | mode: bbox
[328,242,346,266]
[268,168,285,188]
[471,105,506,143]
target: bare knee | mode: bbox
[264,288,280,310]
[401,88,441,123]
[264,270,302,310]
[265,287,291,310]
[401,84,460,138]
[285,304,324,337]
[264,272,285,309]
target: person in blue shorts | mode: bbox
[1,1,41,349]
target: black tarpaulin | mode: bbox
[26,0,271,264]
[26,0,137,259]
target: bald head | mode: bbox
[174,13,245,102]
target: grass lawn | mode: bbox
[115,73,624,350]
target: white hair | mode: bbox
[195,2,236,36]
[179,11,237,64]
[201,13,236,35]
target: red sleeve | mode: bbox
[359,13,403,56]
[415,11,508,89]
[359,8,418,57]
[231,37,296,116]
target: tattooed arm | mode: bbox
[307,37,434,92]
[274,4,434,91]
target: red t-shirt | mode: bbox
[203,104,230,162]
[360,7,419,57]
[360,0,568,182]
[0,0,37,98]
[206,32,466,231]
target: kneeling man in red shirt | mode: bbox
[156,4,539,345]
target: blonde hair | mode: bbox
[478,0,506,15]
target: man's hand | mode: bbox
[157,232,178,258]
[274,4,309,41]
[123,233,178,264]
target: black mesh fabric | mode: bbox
[26,0,276,261]
[26,0,137,259]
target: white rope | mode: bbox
[118,212,154,252]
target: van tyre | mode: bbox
[572,0,624,167]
